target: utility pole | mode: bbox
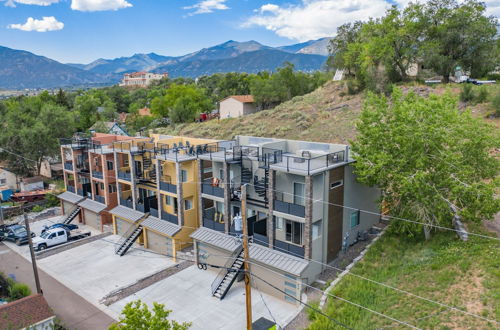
[241,184,252,330]
[24,213,42,294]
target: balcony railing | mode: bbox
[118,171,132,181]
[161,211,178,225]
[273,199,305,218]
[202,179,224,198]
[274,239,305,258]
[252,233,269,247]
[271,150,346,175]
[120,198,133,209]
[160,181,177,194]
[95,195,105,204]
[203,217,225,232]
[64,162,73,171]
[77,188,84,196]
[136,203,145,213]
[93,171,103,179]
[150,207,159,218]
[67,185,75,193]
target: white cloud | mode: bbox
[245,0,389,41]
[8,16,64,32]
[245,0,500,42]
[184,0,229,16]
[4,0,59,7]
[71,0,132,12]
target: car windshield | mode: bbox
[12,227,26,235]
[40,231,50,239]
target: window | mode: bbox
[184,199,193,210]
[312,221,322,240]
[219,169,224,180]
[285,220,303,245]
[350,210,360,228]
[330,180,343,189]
[107,161,114,171]
[166,195,173,205]
[108,184,117,193]
[180,170,188,182]
[123,158,129,167]
[100,183,104,190]
[285,281,296,289]
[48,233,55,239]
[57,231,65,236]
[203,167,212,174]
[0,179,5,184]
[293,182,305,206]
[275,217,284,230]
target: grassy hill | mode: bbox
[156,81,499,329]
[155,81,499,143]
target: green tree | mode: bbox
[417,0,498,82]
[73,93,100,131]
[109,300,191,330]
[151,84,212,123]
[352,88,499,239]
[327,21,364,75]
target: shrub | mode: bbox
[31,205,44,213]
[8,283,31,301]
[460,84,475,102]
[474,86,489,104]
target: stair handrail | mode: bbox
[61,205,80,223]
[210,246,243,295]
[115,223,140,253]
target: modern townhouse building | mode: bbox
[190,136,380,302]
[57,133,381,304]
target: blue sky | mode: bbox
[0,0,498,64]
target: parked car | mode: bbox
[41,223,78,234]
[0,224,35,246]
[32,227,90,251]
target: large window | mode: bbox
[180,169,188,182]
[293,182,305,206]
[107,161,114,171]
[275,216,284,230]
[285,220,303,245]
[350,210,360,228]
[184,199,193,210]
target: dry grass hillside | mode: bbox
[154,81,499,143]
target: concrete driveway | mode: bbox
[108,266,301,330]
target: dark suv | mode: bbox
[0,224,35,245]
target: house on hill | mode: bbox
[0,294,55,329]
[138,107,152,117]
[219,95,257,119]
[90,121,129,136]
[0,167,19,190]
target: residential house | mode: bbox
[138,107,152,117]
[0,167,18,190]
[219,95,258,119]
[40,160,63,180]
[90,121,129,136]
[0,294,55,330]
[119,72,169,88]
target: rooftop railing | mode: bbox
[271,150,346,175]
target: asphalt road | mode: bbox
[0,242,115,330]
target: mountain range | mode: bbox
[0,38,331,89]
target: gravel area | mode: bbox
[284,224,386,330]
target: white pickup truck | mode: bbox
[32,227,91,251]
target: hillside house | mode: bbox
[219,95,257,119]
[0,167,18,190]
[119,72,168,88]
[90,121,129,136]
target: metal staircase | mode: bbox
[211,249,244,300]
[115,225,143,256]
[253,169,269,201]
[241,167,252,184]
[62,206,81,224]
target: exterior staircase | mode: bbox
[253,169,269,200]
[115,225,143,256]
[211,249,245,300]
[62,206,81,224]
[241,167,252,184]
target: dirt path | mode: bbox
[0,242,115,330]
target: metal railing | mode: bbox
[201,178,224,198]
[161,211,178,224]
[159,181,177,193]
[64,162,73,171]
[274,239,305,257]
[272,150,346,175]
[95,195,105,204]
[67,185,75,193]
[93,171,104,179]
[115,223,139,254]
[118,171,132,181]
[273,192,305,218]
[210,247,243,295]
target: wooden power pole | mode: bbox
[241,184,252,330]
[24,213,42,294]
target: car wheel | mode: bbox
[38,244,47,251]
[15,239,21,246]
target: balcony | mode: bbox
[202,207,224,232]
[274,239,305,258]
[77,188,84,196]
[150,207,159,218]
[95,195,105,204]
[270,150,346,175]
[67,185,75,193]
[273,199,305,218]
[64,162,73,171]
[118,171,132,181]
[160,181,177,194]
[120,198,133,209]
[93,171,104,179]
[161,211,178,225]
[136,203,145,213]
[202,179,224,198]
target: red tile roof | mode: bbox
[222,95,255,103]
[0,294,54,329]
[138,107,152,117]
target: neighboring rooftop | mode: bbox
[0,294,54,329]
[222,95,255,103]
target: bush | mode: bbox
[46,194,60,207]
[346,79,362,95]
[0,272,14,297]
[31,205,44,213]
[460,84,474,102]
[8,283,31,301]
[474,86,489,104]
